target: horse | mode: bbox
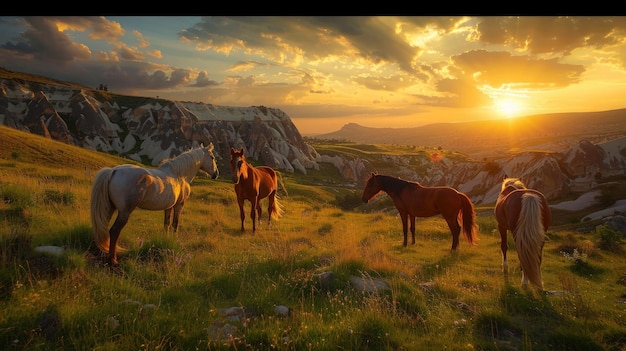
[90,143,219,266]
[494,176,551,289]
[229,147,285,233]
[362,172,478,250]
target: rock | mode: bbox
[602,215,626,235]
[314,271,334,290]
[34,246,64,257]
[274,305,290,317]
[217,306,246,323]
[349,275,389,293]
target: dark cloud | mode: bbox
[118,44,145,60]
[1,17,92,63]
[192,71,220,87]
[0,16,193,93]
[309,17,420,73]
[476,16,626,55]
[179,16,430,74]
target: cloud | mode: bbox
[1,17,92,63]
[117,43,146,60]
[228,60,268,72]
[476,16,626,55]
[451,50,585,88]
[178,16,431,74]
[352,74,417,91]
[2,15,626,126]
[414,76,492,108]
[191,71,220,87]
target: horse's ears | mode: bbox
[503,174,508,181]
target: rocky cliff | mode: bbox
[0,79,320,175]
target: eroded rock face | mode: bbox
[0,80,320,176]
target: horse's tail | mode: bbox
[271,192,284,221]
[277,171,288,197]
[459,193,478,245]
[270,171,286,221]
[515,193,545,289]
[90,168,125,254]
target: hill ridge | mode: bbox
[315,109,626,159]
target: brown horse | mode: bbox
[362,173,478,249]
[495,176,551,289]
[229,148,285,233]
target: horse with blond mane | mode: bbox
[495,176,551,289]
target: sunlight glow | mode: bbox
[495,99,524,118]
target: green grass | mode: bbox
[0,125,625,350]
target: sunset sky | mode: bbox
[1,16,626,135]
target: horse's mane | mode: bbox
[502,177,526,190]
[376,174,415,190]
[160,147,207,176]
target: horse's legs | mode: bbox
[521,270,529,287]
[409,215,416,245]
[171,202,185,233]
[400,212,409,247]
[498,226,509,272]
[108,211,130,266]
[251,197,259,233]
[256,201,263,226]
[445,214,461,250]
[164,207,174,234]
[238,198,246,232]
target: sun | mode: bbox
[495,99,523,118]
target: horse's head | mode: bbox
[362,172,381,203]
[501,176,526,195]
[230,147,246,184]
[201,143,219,180]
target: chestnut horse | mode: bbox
[495,176,550,289]
[230,148,285,233]
[91,144,219,266]
[362,173,477,249]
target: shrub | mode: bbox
[0,226,32,268]
[0,184,35,209]
[595,225,623,253]
[42,189,75,205]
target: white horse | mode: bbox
[90,144,219,266]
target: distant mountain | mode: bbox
[315,110,626,159]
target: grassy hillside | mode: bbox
[0,125,625,350]
[0,67,93,90]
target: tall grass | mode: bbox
[0,126,624,350]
